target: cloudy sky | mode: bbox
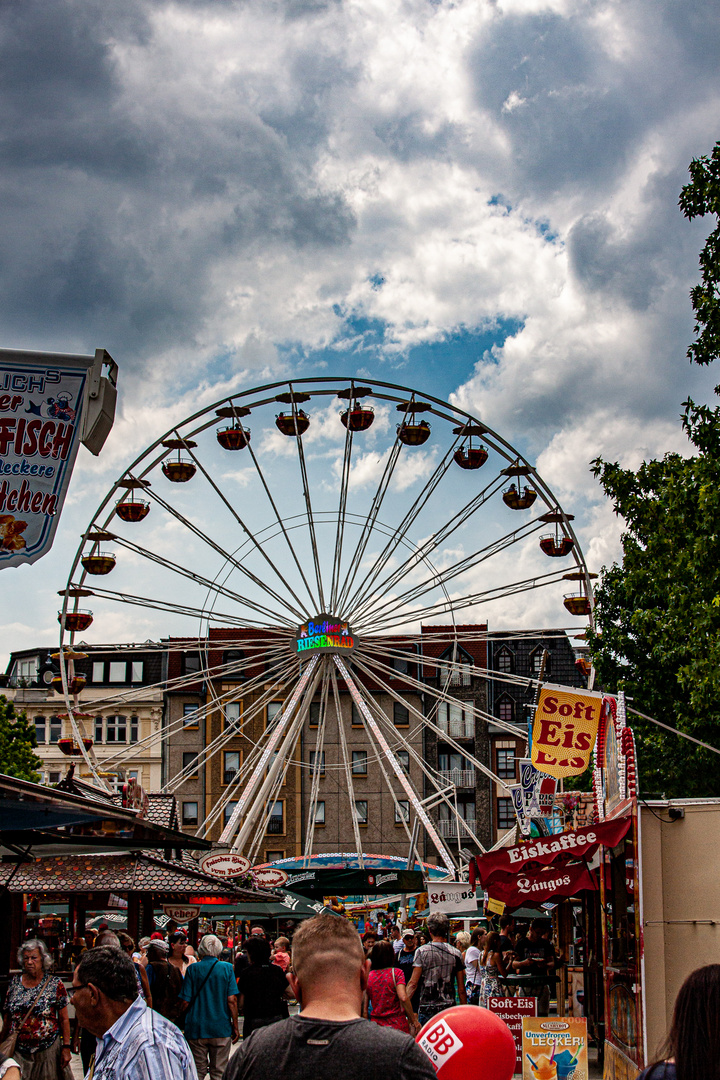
[1,0,719,666]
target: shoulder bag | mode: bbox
[0,975,49,1059]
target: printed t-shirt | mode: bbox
[412,941,464,1011]
[5,975,68,1054]
[396,949,420,1012]
[367,967,408,1031]
[225,1014,436,1080]
[179,957,239,1039]
[513,936,555,978]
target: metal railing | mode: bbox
[437,717,474,739]
[438,769,475,787]
[437,817,477,838]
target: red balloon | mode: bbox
[416,1005,516,1080]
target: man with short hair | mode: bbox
[405,913,465,1027]
[181,934,239,1080]
[512,918,556,1016]
[389,926,403,956]
[70,946,196,1080]
[224,912,435,1080]
[497,913,515,955]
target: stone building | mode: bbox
[2,644,165,790]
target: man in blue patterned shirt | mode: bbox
[71,946,197,1080]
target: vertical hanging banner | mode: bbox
[0,349,117,568]
[531,684,603,779]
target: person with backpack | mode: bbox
[179,934,239,1080]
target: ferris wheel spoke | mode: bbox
[171,429,315,620]
[334,655,457,873]
[356,567,570,635]
[303,660,331,859]
[329,416,354,612]
[343,437,462,615]
[353,517,545,629]
[138,478,309,623]
[101,534,296,628]
[243,438,319,614]
[328,664,365,868]
[335,436,404,613]
[349,470,508,619]
[66,584,280,629]
[292,402,326,612]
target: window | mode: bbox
[497,695,514,724]
[182,752,199,778]
[92,661,104,683]
[184,652,202,675]
[225,702,242,730]
[267,702,282,730]
[309,702,321,728]
[497,798,515,831]
[126,770,139,783]
[496,748,516,780]
[395,800,410,824]
[106,715,127,743]
[351,703,363,727]
[393,656,409,674]
[438,657,473,686]
[393,702,409,727]
[182,802,198,826]
[49,715,62,743]
[95,716,103,743]
[130,716,138,743]
[397,750,410,774]
[183,704,199,728]
[47,771,61,785]
[267,801,284,834]
[224,751,240,785]
[352,751,367,775]
[34,717,46,745]
[223,650,245,677]
[314,801,325,826]
[496,647,514,673]
[530,649,550,676]
[131,661,144,683]
[14,657,39,683]
[109,661,126,682]
[223,801,238,825]
[266,851,284,861]
[309,751,325,776]
[437,701,473,738]
[354,800,368,826]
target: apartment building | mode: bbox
[2,644,165,790]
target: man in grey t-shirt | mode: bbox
[406,912,465,1027]
[223,913,434,1080]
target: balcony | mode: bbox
[437,818,477,838]
[439,769,476,788]
[437,718,474,739]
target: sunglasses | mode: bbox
[68,984,91,999]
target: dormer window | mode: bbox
[496,646,514,674]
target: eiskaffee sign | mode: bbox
[0,348,117,567]
[476,816,632,882]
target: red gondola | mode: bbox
[58,610,93,632]
[454,446,488,470]
[276,411,310,436]
[115,500,150,522]
[539,535,575,557]
[398,420,431,446]
[341,406,375,432]
[217,426,251,450]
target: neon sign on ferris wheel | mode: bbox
[296,615,356,654]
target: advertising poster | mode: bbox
[522,1016,588,1080]
[488,997,536,1072]
[531,685,604,778]
[0,351,92,567]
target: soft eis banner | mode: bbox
[531,684,603,778]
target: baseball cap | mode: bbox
[150,931,165,940]
[402,929,416,939]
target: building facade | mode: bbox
[2,644,165,790]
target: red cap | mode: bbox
[150,932,164,940]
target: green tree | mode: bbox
[588,140,720,798]
[0,696,42,782]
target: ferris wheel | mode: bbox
[56,377,594,873]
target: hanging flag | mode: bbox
[484,860,597,907]
[531,684,603,778]
[475,815,632,882]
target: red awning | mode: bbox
[477,815,632,885]
[486,860,597,908]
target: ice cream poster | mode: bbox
[522,1017,588,1080]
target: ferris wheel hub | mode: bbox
[296,615,356,654]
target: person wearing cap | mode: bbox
[396,931,421,1016]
